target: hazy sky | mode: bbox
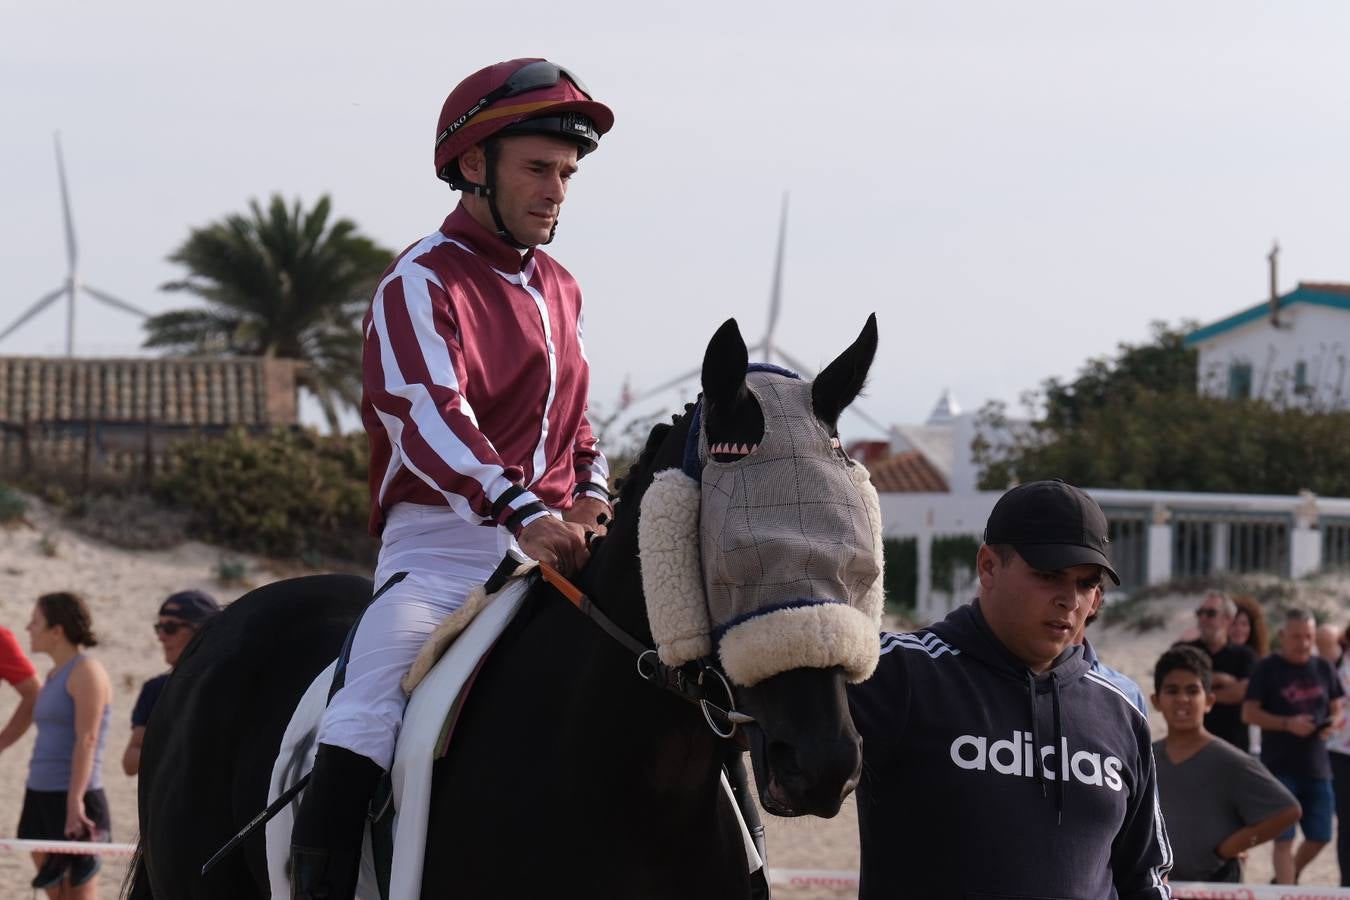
[4,1,1350,442]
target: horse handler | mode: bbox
[289,58,615,899]
[848,480,1173,898]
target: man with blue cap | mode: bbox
[122,590,220,775]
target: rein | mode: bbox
[536,562,754,740]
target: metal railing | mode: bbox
[1102,508,1149,591]
[1323,517,1350,570]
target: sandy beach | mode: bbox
[0,496,1343,897]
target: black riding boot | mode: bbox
[289,743,384,900]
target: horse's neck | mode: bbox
[492,586,727,814]
[544,413,727,791]
[431,591,746,898]
[576,411,691,645]
[576,527,652,648]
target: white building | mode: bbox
[869,385,1350,620]
[1186,281,1350,409]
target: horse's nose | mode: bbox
[767,735,862,817]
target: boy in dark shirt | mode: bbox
[1243,607,1345,884]
[1152,644,1299,882]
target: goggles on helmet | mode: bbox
[435,61,592,150]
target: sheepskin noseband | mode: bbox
[638,370,884,687]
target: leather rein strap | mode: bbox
[535,562,753,740]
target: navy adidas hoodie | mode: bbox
[848,601,1172,899]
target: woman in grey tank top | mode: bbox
[19,592,113,898]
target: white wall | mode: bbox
[1195,304,1350,408]
[882,487,1350,624]
[879,491,1001,620]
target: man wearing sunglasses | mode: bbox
[1183,591,1258,752]
[290,58,616,900]
[121,590,220,776]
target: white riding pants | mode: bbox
[315,503,517,771]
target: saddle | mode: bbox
[264,573,533,900]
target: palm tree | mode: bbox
[144,194,393,432]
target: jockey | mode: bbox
[289,58,615,900]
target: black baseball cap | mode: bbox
[158,590,221,624]
[983,479,1120,585]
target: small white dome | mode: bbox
[926,388,961,425]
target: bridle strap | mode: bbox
[538,562,651,658]
[536,562,752,737]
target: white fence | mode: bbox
[880,488,1350,622]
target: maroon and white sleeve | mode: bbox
[365,270,548,535]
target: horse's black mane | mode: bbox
[613,403,695,509]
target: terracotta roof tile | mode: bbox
[0,356,300,426]
[867,450,949,493]
[845,440,891,465]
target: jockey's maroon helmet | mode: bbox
[434,58,614,187]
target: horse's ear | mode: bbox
[702,318,749,410]
[812,314,878,430]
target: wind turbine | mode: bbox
[622,193,887,432]
[0,134,152,356]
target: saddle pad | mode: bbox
[264,578,531,900]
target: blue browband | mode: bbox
[680,363,799,480]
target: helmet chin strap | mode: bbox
[478,141,528,250]
[451,142,559,250]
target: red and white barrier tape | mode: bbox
[1169,887,1350,900]
[767,869,858,889]
[766,869,1350,898]
[0,838,138,857]
[0,853,1340,896]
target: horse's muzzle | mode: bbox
[754,732,861,818]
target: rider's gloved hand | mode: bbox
[518,515,590,577]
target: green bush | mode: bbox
[215,556,248,585]
[931,535,981,593]
[882,537,918,614]
[66,493,189,550]
[154,428,375,563]
[0,484,26,523]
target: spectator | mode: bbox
[122,590,219,776]
[1231,594,1271,657]
[1185,591,1258,752]
[0,624,40,756]
[1076,610,1147,714]
[1325,624,1350,885]
[1243,607,1345,884]
[1152,644,1300,882]
[1319,623,1342,661]
[19,592,113,897]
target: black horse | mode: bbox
[132,316,877,899]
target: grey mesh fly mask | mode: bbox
[638,369,885,688]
